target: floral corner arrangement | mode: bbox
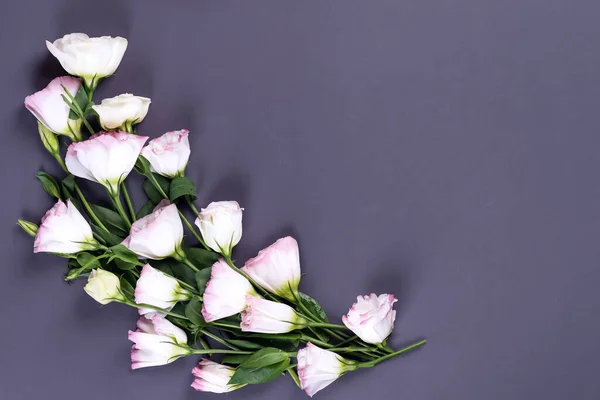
[18,33,426,397]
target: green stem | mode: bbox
[200,329,240,351]
[303,322,350,330]
[358,340,427,368]
[186,196,200,215]
[108,191,132,228]
[300,334,333,349]
[189,349,253,356]
[210,321,242,331]
[174,249,199,273]
[121,183,136,221]
[197,336,210,351]
[53,153,68,173]
[74,182,109,232]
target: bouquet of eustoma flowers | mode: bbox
[17,33,426,397]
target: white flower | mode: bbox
[202,259,258,322]
[46,33,128,87]
[240,297,306,334]
[241,236,301,301]
[65,131,148,194]
[92,93,151,130]
[135,264,191,316]
[34,200,96,254]
[24,76,82,140]
[84,269,126,305]
[342,293,397,344]
[122,200,184,260]
[141,129,191,178]
[195,201,243,256]
[128,314,189,369]
[297,343,357,397]
[191,359,246,393]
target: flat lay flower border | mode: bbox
[18,33,426,397]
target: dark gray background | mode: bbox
[2,0,599,399]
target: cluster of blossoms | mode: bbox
[19,33,425,397]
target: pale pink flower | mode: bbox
[122,200,183,260]
[65,131,147,193]
[241,296,306,334]
[128,314,189,370]
[34,199,95,254]
[141,129,191,178]
[191,359,246,393]
[241,236,301,301]
[297,342,357,397]
[135,264,191,316]
[202,259,258,322]
[342,293,397,344]
[24,76,82,139]
[195,201,243,256]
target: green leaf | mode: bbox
[135,156,151,175]
[194,268,212,295]
[136,200,155,219]
[169,176,197,201]
[229,348,290,385]
[185,247,219,270]
[113,258,137,271]
[90,204,128,235]
[37,171,62,199]
[109,244,140,265]
[143,174,170,204]
[226,339,264,350]
[76,252,101,270]
[119,275,135,299]
[67,85,88,120]
[236,348,289,369]
[299,292,328,322]
[92,225,122,246]
[61,175,78,204]
[185,297,206,327]
[222,354,250,365]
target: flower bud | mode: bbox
[17,219,38,237]
[240,297,307,334]
[83,269,126,305]
[297,343,357,397]
[191,359,246,393]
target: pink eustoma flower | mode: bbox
[65,131,147,193]
[128,314,189,370]
[202,259,258,322]
[241,236,301,301]
[297,342,357,397]
[24,76,82,139]
[141,129,191,178]
[342,293,397,344]
[191,359,246,393]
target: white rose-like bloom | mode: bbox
[141,129,191,178]
[195,201,243,256]
[83,269,126,305]
[34,200,96,254]
[128,314,189,369]
[46,33,128,87]
[191,359,246,393]
[24,76,82,140]
[92,93,151,130]
[342,293,397,344]
[122,200,183,260]
[135,264,192,316]
[297,343,357,397]
[240,296,307,334]
[202,259,258,322]
[65,131,148,194]
[241,236,301,301]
